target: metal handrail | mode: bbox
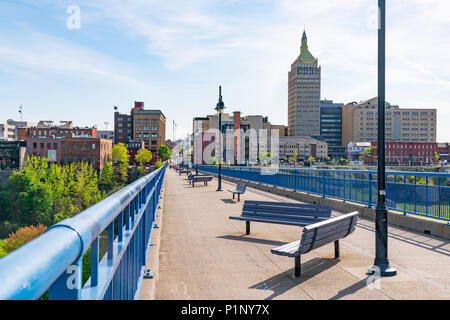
[0,166,166,300]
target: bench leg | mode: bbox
[192,182,195,188]
[246,221,250,235]
[334,240,340,259]
[232,193,235,200]
[295,255,301,277]
[238,194,240,202]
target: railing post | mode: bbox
[426,177,429,217]
[107,221,114,261]
[322,171,326,198]
[414,176,417,214]
[91,237,99,287]
[368,173,373,208]
[403,175,407,215]
[438,177,441,219]
[48,257,83,300]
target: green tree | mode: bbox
[433,152,440,163]
[112,143,130,184]
[157,145,171,161]
[155,161,163,169]
[135,149,153,177]
[136,149,153,166]
[100,161,114,189]
[361,146,377,161]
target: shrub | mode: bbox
[0,240,7,258]
[3,224,48,254]
[155,161,163,169]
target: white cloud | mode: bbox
[10,0,450,141]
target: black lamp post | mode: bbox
[215,86,225,191]
[367,0,397,277]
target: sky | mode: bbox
[0,0,449,141]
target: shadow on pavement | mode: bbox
[217,234,287,247]
[249,258,339,300]
[221,199,237,204]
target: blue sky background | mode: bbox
[0,0,449,141]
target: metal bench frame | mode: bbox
[190,175,213,187]
[227,183,247,202]
[230,201,332,235]
[271,211,359,277]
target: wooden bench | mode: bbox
[229,201,332,235]
[227,183,247,202]
[271,211,359,277]
[190,175,213,187]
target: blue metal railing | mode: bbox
[193,165,450,222]
[0,165,166,300]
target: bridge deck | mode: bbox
[139,168,450,300]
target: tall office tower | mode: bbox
[288,30,321,136]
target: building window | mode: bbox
[64,143,68,151]
[64,156,69,164]
[151,133,157,138]
[92,156,96,165]
[73,156,78,163]
[40,143,44,149]
[73,143,78,151]
[92,143,96,150]
[152,126,157,131]
[82,156,87,163]
[33,143,37,149]
[54,143,58,149]
[82,143,87,151]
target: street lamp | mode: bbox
[215,86,225,191]
[367,0,397,277]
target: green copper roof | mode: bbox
[299,31,316,63]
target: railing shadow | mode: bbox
[356,221,450,257]
[328,277,374,300]
[249,258,339,300]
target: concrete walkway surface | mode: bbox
[140,168,450,300]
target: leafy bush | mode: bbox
[0,240,7,258]
[2,224,47,254]
[155,161,163,169]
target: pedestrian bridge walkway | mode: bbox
[139,168,450,300]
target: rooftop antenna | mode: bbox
[104,122,109,131]
[19,104,23,121]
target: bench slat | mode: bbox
[243,206,331,217]
[271,240,301,257]
[300,224,357,248]
[303,212,359,231]
[299,227,356,255]
[244,201,331,210]
[240,213,328,224]
[229,216,318,227]
[300,218,358,242]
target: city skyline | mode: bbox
[0,1,449,141]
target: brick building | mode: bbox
[26,136,112,171]
[127,141,145,166]
[366,141,438,166]
[17,121,97,140]
[438,143,450,163]
[114,101,166,162]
